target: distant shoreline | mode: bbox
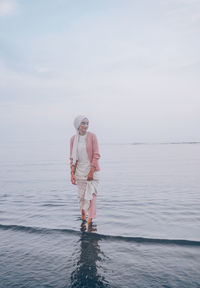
[101,142,200,145]
[1,140,200,146]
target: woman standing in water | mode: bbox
[70,115,100,228]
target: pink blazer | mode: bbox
[70,131,100,171]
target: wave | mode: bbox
[0,223,79,236]
[0,223,200,247]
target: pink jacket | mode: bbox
[70,131,100,171]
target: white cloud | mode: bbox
[0,0,17,16]
[162,0,199,4]
[34,66,50,74]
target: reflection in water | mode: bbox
[70,224,109,288]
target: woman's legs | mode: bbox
[77,181,88,222]
[77,180,97,224]
[88,194,96,224]
[81,209,86,221]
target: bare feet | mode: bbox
[87,222,97,233]
[87,218,92,225]
[80,219,87,232]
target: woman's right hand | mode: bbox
[71,173,76,185]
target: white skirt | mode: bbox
[75,161,100,211]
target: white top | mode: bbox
[75,134,90,180]
[77,134,90,164]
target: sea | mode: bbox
[0,141,200,288]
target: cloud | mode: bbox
[34,66,50,74]
[0,0,17,17]
[162,0,199,4]
[161,0,200,28]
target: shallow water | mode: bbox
[0,142,200,287]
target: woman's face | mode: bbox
[79,118,89,135]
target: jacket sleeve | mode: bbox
[70,136,75,169]
[91,133,101,169]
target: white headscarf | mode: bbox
[72,115,87,165]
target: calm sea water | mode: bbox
[0,141,200,288]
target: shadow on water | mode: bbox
[70,224,109,288]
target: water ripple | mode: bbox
[0,224,200,247]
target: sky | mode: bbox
[0,0,200,144]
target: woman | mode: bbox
[70,115,100,227]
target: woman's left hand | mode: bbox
[87,167,95,181]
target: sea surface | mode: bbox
[0,141,200,288]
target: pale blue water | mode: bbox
[0,142,200,287]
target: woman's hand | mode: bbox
[71,173,76,185]
[87,166,95,181]
[71,165,76,185]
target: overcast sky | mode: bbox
[0,0,200,144]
